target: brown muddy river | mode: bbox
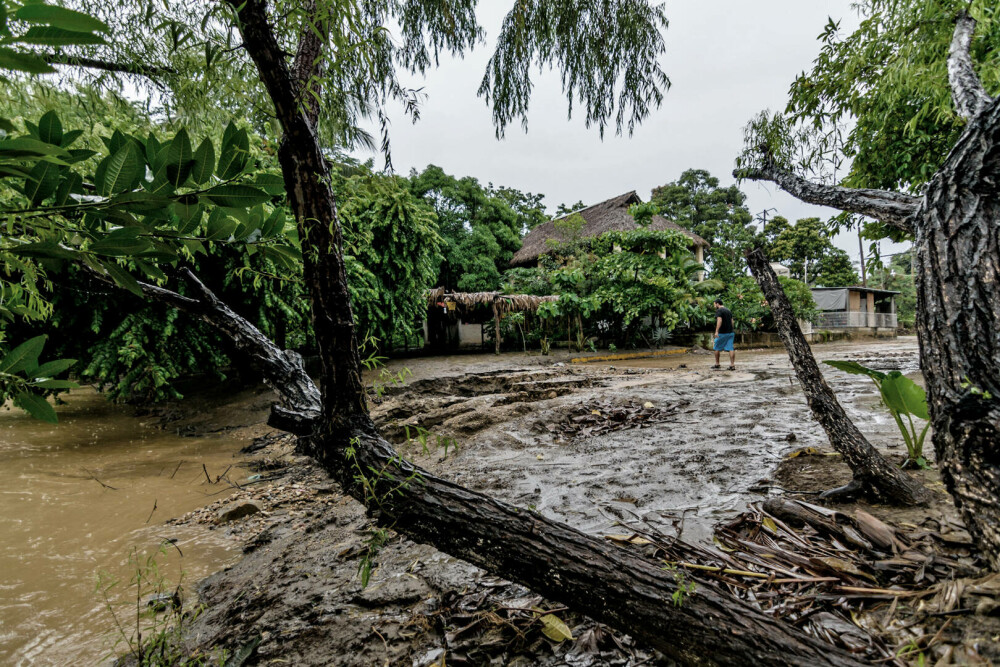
[0,388,243,666]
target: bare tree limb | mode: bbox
[737,166,918,235]
[291,0,328,128]
[39,52,176,79]
[948,12,993,121]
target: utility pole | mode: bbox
[858,228,867,287]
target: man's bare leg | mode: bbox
[714,350,721,367]
[729,350,736,369]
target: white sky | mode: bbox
[357,1,911,268]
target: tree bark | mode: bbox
[739,13,1000,568]
[746,249,926,505]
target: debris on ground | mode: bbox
[542,398,688,442]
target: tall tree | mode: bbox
[738,6,1000,567]
[766,217,860,286]
[650,169,757,283]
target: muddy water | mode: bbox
[0,388,243,666]
[379,338,922,545]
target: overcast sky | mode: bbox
[356,1,912,267]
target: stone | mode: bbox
[217,500,262,523]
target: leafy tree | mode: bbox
[408,164,524,291]
[766,217,859,286]
[649,169,757,284]
[337,167,442,347]
[717,276,817,332]
[554,200,586,216]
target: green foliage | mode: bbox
[408,164,529,291]
[338,167,442,348]
[717,276,817,332]
[650,169,757,284]
[0,333,76,422]
[764,217,860,287]
[0,1,109,75]
[823,360,931,468]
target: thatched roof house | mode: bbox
[510,191,710,268]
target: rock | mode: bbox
[784,432,797,442]
[217,500,262,523]
[313,483,336,495]
[547,391,558,399]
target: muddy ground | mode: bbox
[155,338,998,665]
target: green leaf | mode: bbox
[53,172,81,206]
[0,136,69,158]
[255,173,284,195]
[189,137,215,185]
[8,240,77,260]
[14,4,110,34]
[0,334,47,373]
[15,25,105,46]
[102,141,144,195]
[204,184,269,208]
[14,391,57,423]
[37,110,62,145]
[165,129,193,187]
[261,208,285,237]
[822,360,887,382]
[60,129,83,147]
[30,379,78,389]
[172,194,201,225]
[216,128,248,179]
[880,372,929,420]
[205,208,238,241]
[24,159,61,205]
[90,234,152,257]
[0,117,15,134]
[33,358,76,377]
[100,260,143,297]
[134,259,166,282]
[0,46,56,73]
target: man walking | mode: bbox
[712,298,735,370]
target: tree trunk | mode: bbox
[746,249,926,505]
[913,97,1000,569]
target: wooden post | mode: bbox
[493,300,501,355]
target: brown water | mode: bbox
[0,388,243,665]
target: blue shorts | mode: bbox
[713,333,735,352]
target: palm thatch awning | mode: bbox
[427,289,558,315]
[510,191,710,267]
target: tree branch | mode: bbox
[737,166,918,235]
[948,12,993,121]
[291,0,328,128]
[39,52,176,79]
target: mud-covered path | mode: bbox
[375,337,920,543]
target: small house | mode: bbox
[810,286,899,334]
[509,191,710,274]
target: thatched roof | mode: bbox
[427,289,558,314]
[510,191,710,267]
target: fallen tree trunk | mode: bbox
[746,249,925,505]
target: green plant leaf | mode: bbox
[189,137,215,185]
[24,159,61,205]
[0,334,47,373]
[33,358,76,377]
[37,110,62,145]
[14,4,109,33]
[0,136,69,158]
[164,129,193,187]
[205,208,238,241]
[89,235,152,256]
[15,25,105,46]
[822,360,887,381]
[216,128,248,179]
[204,184,269,208]
[30,379,78,389]
[255,173,284,195]
[102,141,144,195]
[7,240,78,260]
[14,391,57,423]
[880,372,929,420]
[0,47,56,73]
[100,260,144,297]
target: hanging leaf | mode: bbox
[15,26,105,46]
[0,335,47,373]
[205,208,238,240]
[24,159,61,205]
[0,47,57,73]
[14,4,110,34]
[100,260,144,297]
[255,173,285,195]
[14,391,57,423]
[33,358,77,378]
[204,184,269,208]
[90,235,152,257]
[260,208,285,237]
[216,127,249,179]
